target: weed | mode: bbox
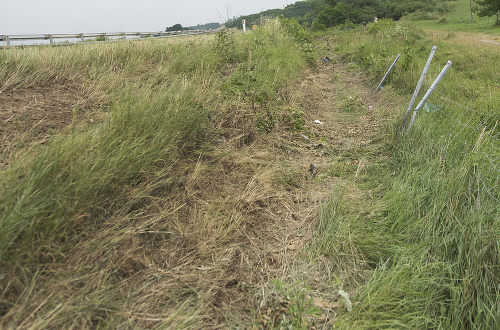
[340,94,365,113]
[283,108,306,132]
[272,279,321,329]
[213,28,237,62]
[256,109,277,132]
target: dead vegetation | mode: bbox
[0,35,405,328]
[0,80,107,167]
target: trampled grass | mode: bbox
[0,19,313,327]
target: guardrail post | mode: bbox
[407,60,453,132]
[80,33,85,42]
[103,33,108,41]
[404,46,437,119]
[375,54,401,93]
[6,35,10,46]
[122,32,126,40]
[46,34,54,45]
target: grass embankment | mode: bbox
[0,19,311,327]
[2,13,499,328]
[312,19,500,328]
[409,0,500,34]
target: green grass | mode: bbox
[312,13,500,329]
[411,0,500,34]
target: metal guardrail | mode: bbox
[0,30,215,48]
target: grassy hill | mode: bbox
[409,0,500,34]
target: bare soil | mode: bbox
[0,81,103,167]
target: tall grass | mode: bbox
[314,21,500,328]
[0,37,218,260]
[0,19,310,327]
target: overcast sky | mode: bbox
[1,0,293,35]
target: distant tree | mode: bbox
[187,22,221,30]
[386,0,437,20]
[311,0,386,30]
[476,0,500,25]
[166,24,186,32]
[225,1,312,29]
[312,3,349,30]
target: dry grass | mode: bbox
[0,25,402,328]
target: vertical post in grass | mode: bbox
[407,60,453,132]
[243,18,246,32]
[404,46,437,119]
[47,34,54,45]
[470,0,474,23]
[5,35,10,46]
[80,33,85,42]
[375,54,401,93]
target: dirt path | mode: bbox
[230,45,404,327]
[426,30,500,48]
[479,36,500,46]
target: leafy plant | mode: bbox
[283,108,306,132]
[213,28,237,62]
[272,279,321,329]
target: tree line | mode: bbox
[165,0,499,32]
[223,0,499,30]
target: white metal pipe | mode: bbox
[407,60,453,132]
[405,46,437,119]
[375,54,401,93]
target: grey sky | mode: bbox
[1,0,293,35]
